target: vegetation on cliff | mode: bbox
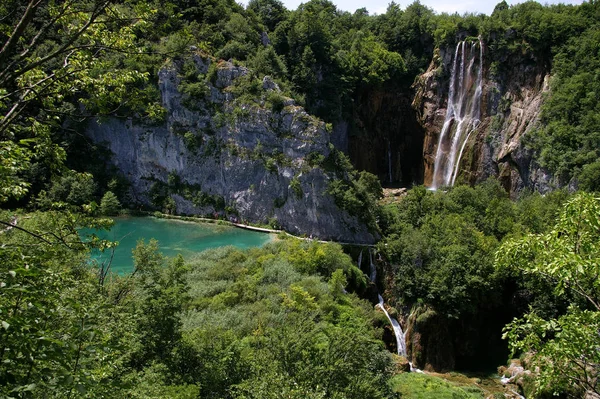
[1,0,600,397]
[3,0,600,207]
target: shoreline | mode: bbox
[145,212,375,247]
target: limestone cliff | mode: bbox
[86,53,375,243]
[413,40,558,195]
[346,89,425,187]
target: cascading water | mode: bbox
[366,249,407,357]
[431,38,483,190]
[387,141,393,184]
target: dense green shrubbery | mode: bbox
[180,239,389,398]
[497,193,600,397]
[0,214,396,397]
[326,148,383,231]
[377,180,570,368]
[526,23,600,185]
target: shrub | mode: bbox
[289,177,302,199]
[100,191,121,216]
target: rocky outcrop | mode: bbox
[413,41,559,196]
[86,53,375,243]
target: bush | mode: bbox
[100,191,121,216]
[266,90,285,113]
[289,177,302,199]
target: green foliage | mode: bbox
[497,193,600,305]
[37,171,98,212]
[246,45,288,80]
[181,239,387,398]
[579,161,600,192]
[526,24,600,184]
[378,181,571,367]
[100,191,121,216]
[371,1,435,76]
[0,1,154,202]
[265,89,286,112]
[289,176,303,199]
[381,182,563,317]
[326,149,382,231]
[497,193,600,397]
[0,141,33,202]
[248,0,288,32]
[183,131,203,152]
[4,1,600,395]
[0,211,128,397]
[130,242,190,369]
[125,363,200,398]
[338,31,406,87]
[1,221,386,397]
[390,373,484,399]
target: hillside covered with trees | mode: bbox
[1,0,600,397]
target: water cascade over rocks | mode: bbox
[431,39,483,190]
[361,249,407,357]
[387,141,393,184]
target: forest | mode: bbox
[1,0,600,397]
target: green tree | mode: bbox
[100,191,121,216]
[246,45,288,80]
[338,31,406,88]
[247,0,288,32]
[0,0,151,203]
[39,171,97,210]
[497,193,600,397]
[0,211,127,397]
[129,241,190,371]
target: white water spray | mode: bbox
[431,39,483,190]
[367,249,407,357]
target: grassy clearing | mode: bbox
[390,373,485,399]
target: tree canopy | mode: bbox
[497,193,600,397]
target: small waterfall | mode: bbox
[367,249,407,357]
[431,38,483,190]
[377,294,407,356]
[387,141,393,184]
[369,249,377,283]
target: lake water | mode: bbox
[83,217,273,274]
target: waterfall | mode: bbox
[431,38,483,190]
[367,249,407,357]
[358,249,363,270]
[377,294,408,356]
[388,141,393,184]
[369,249,377,283]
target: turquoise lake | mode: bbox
[83,217,273,274]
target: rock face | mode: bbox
[86,54,375,243]
[405,306,455,372]
[346,90,425,187]
[413,40,559,195]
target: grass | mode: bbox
[390,373,485,399]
